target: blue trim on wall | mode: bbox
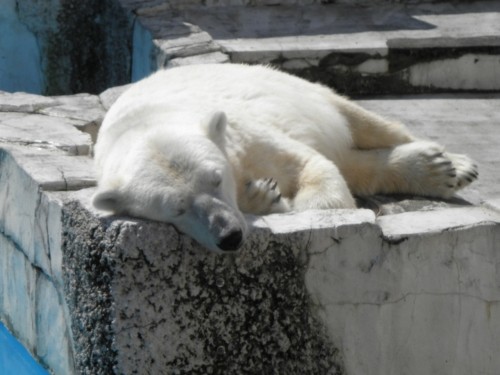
[0,323,49,375]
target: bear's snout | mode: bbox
[217,228,243,252]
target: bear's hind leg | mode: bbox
[340,141,478,198]
[335,96,416,149]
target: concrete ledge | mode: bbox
[1,90,500,374]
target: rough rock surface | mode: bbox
[63,201,345,374]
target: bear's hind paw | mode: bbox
[446,152,479,190]
[389,141,479,199]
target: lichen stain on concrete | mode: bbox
[111,221,344,374]
[173,241,343,374]
[62,201,344,375]
[62,203,119,375]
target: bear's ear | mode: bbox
[204,111,227,146]
[92,188,123,213]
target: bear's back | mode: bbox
[98,64,352,164]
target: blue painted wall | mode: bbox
[0,323,48,375]
[0,0,44,94]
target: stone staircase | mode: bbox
[1,1,500,374]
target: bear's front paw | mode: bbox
[243,178,290,215]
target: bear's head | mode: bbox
[93,112,247,252]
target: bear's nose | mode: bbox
[217,229,243,251]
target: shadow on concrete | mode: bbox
[357,194,474,216]
[177,5,436,40]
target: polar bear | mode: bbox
[93,64,478,252]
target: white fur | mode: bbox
[93,64,478,251]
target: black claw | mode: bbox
[435,160,452,167]
[272,193,282,203]
[245,180,253,189]
[271,180,278,190]
[446,184,455,188]
[448,172,457,177]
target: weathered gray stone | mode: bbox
[0,91,105,143]
[0,232,38,351]
[0,192,77,374]
[407,54,500,91]
[0,112,92,155]
[0,126,92,374]
[166,51,230,67]
[485,198,500,214]
[62,200,349,374]
[99,84,132,111]
[139,14,203,37]
[377,206,500,238]
[168,1,500,95]
[0,91,57,112]
[35,272,75,375]
[38,93,105,123]
[38,93,106,143]
[0,146,94,276]
[154,31,222,65]
[309,215,500,375]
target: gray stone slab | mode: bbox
[139,13,203,37]
[0,145,95,275]
[1,145,95,191]
[377,206,500,238]
[38,93,105,123]
[99,84,132,111]
[0,91,57,112]
[37,93,106,144]
[485,198,500,213]
[0,112,92,155]
[306,218,500,375]
[192,2,500,53]
[154,31,222,65]
[0,190,77,375]
[166,51,230,67]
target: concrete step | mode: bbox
[127,1,500,95]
